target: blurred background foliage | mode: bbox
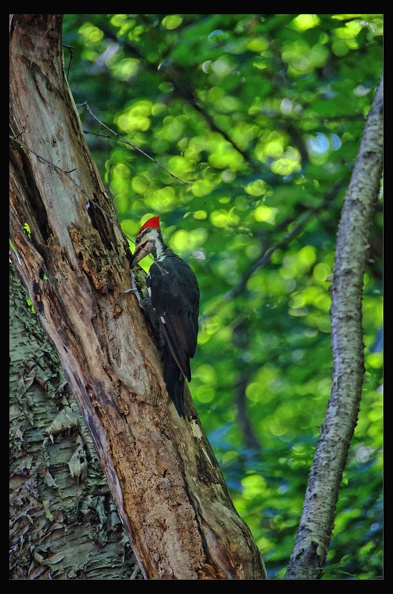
[62,14,383,579]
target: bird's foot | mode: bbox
[121,271,143,306]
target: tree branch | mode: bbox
[202,180,345,322]
[99,23,257,169]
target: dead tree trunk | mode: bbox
[9,14,267,580]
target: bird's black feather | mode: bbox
[146,253,199,414]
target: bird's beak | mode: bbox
[130,244,148,268]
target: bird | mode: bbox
[130,216,200,416]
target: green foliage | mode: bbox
[63,14,383,579]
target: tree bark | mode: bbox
[285,75,383,580]
[9,264,142,580]
[9,14,267,580]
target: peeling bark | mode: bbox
[285,76,383,580]
[9,14,267,579]
[9,265,141,580]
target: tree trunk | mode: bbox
[285,76,383,580]
[9,264,142,580]
[9,14,267,580]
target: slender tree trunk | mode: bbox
[9,14,267,580]
[285,76,383,580]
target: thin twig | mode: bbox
[78,102,191,186]
[62,44,75,80]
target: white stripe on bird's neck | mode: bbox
[150,228,166,261]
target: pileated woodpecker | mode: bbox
[130,216,200,416]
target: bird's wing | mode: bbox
[148,256,199,381]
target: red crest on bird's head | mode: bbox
[138,216,161,234]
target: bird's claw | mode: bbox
[121,271,143,306]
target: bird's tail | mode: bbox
[162,350,185,416]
